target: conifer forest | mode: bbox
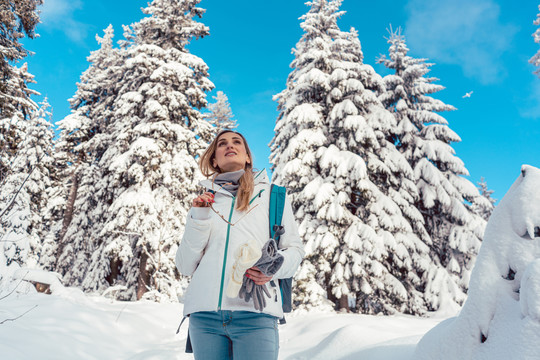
[2,0,539,319]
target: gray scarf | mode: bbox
[213,169,245,196]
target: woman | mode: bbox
[176,130,304,360]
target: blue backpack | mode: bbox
[269,184,293,322]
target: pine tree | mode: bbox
[205,91,237,132]
[378,29,486,310]
[86,0,214,301]
[0,0,42,118]
[0,111,32,270]
[530,5,540,77]
[271,0,345,312]
[0,0,41,272]
[0,63,39,188]
[272,1,431,314]
[0,66,40,246]
[472,177,496,221]
[0,0,41,227]
[0,0,42,276]
[53,25,124,282]
[0,99,54,271]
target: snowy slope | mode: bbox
[0,290,443,360]
[280,312,442,360]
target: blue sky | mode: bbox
[21,0,540,200]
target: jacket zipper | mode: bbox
[217,196,236,310]
[216,188,265,310]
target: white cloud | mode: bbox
[404,0,518,84]
[39,0,88,43]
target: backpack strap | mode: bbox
[269,184,287,243]
[269,184,292,323]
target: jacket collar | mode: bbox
[199,169,270,197]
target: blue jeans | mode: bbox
[188,311,279,360]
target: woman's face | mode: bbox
[213,132,251,172]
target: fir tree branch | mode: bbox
[111,230,142,237]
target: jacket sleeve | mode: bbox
[272,194,305,280]
[176,207,212,276]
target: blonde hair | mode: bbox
[199,130,255,212]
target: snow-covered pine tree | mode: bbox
[0,99,54,273]
[0,0,42,118]
[270,0,337,312]
[378,28,486,310]
[0,108,32,270]
[52,25,124,278]
[272,0,430,315]
[0,63,39,189]
[88,0,214,301]
[471,177,496,222]
[204,90,237,133]
[530,5,540,77]
[329,27,432,315]
[0,1,42,278]
[0,64,39,205]
[270,0,346,312]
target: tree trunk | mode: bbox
[106,257,121,285]
[338,294,350,312]
[325,273,336,306]
[137,251,151,300]
[55,168,79,267]
[325,273,350,312]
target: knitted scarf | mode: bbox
[213,169,245,196]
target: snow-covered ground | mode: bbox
[0,290,444,360]
[2,166,538,359]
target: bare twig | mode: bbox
[0,239,26,243]
[0,271,29,301]
[115,303,128,323]
[0,305,38,325]
[0,233,30,243]
[0,155,42,220]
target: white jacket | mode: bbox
[176,170,304,318]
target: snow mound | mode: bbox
[291,324,368,359]
[280,313,441,360]
[520,259,540,321]
[12,268,62,289]
[414,164,540,360]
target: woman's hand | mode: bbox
[245,266,272,285]
[193,192,215,207]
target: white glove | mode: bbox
[226,238,262,298]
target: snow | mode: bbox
[12,268,62,289]
[0,288,443,360]
[414,165,540,360]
